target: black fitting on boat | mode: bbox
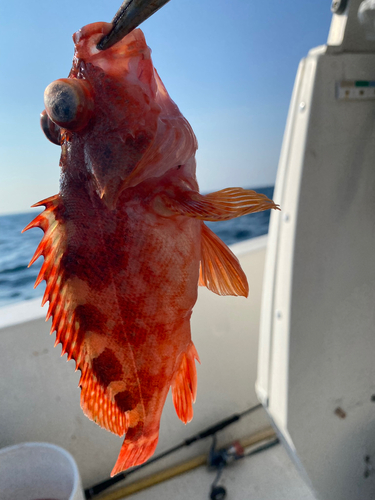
[331,0,348,15]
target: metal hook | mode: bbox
[97,0,171,50]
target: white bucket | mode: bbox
[0,442,84,500]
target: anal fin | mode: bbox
[200,223,249,297]
[172,343,200,424]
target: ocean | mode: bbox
[0,186,273,308]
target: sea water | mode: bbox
[0,186,274,308]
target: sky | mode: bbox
[0,0,331,215]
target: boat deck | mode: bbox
[112,443,317,500]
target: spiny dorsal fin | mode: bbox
[23,196,130,437]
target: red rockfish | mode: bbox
[24,22,279,475]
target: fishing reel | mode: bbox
[207,435,244,500]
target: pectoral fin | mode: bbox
[158,187,279,221]
[200,223,249,297]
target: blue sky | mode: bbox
[0,0,331,215]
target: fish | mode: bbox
[23,22,279,476]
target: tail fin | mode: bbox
[111,429,159,476]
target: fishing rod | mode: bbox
[207,435,280,500]
[84,403,262,499]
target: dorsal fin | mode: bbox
[199,223,249,297]
[23,196,130,437]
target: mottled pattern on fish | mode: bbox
[24,22,279,475]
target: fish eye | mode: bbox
[40,109,62,145]
[44,78,94,131]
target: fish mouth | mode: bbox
[97,0,172,51]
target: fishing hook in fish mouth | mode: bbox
[97,0,171,51]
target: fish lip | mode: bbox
[97,0,172,51]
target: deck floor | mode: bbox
[125,443,318,500]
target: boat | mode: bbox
[257,0,375,498]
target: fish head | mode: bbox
[42,22,197,209]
